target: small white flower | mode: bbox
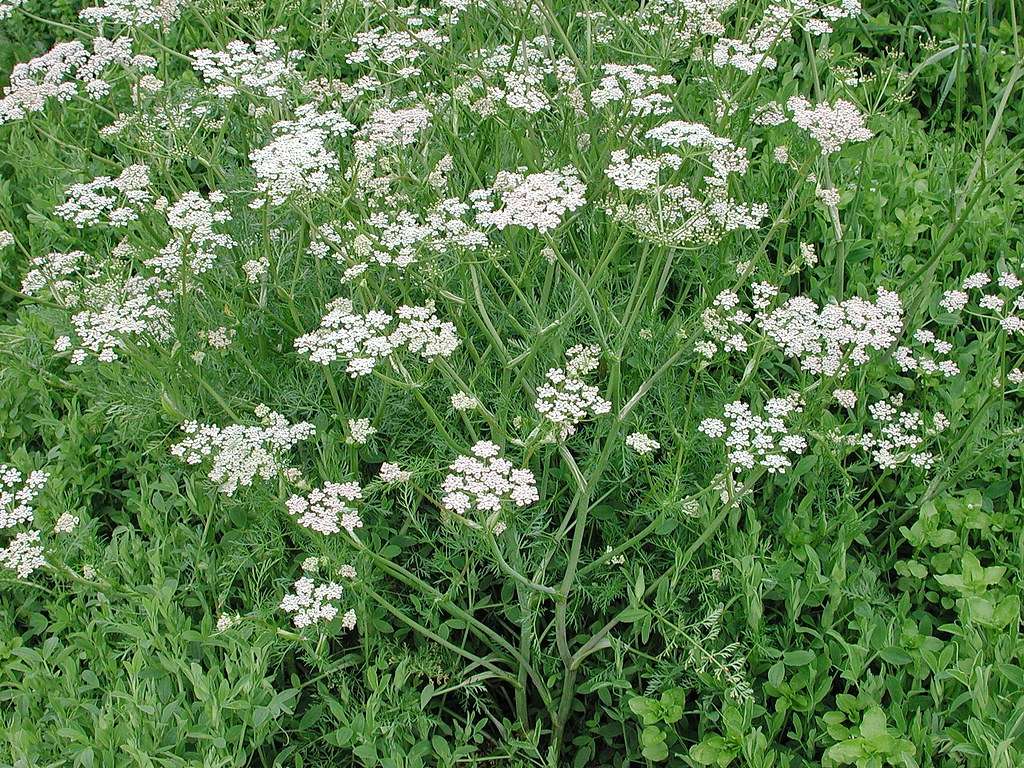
[451,392,479,411]
[472,166,586,233]
[799,242,818,267]
[243,257,269,283]
[605,545,626,566]
[52,512,79,534]
[441,442,538,524]
[54,164,152,228]
[699,418,726,439]
[379,462,411,483]
[626,432,660,455]
[833,389,857,408]
[280,575,350,629]
[535,346,611,439]
[940,290,969,313]
[286,482,363,535]
[171,409,315,495]
[295,299,460,376]
[205,326,234,349]
[962,272,990,290]
[998,272,1022,290]
[0,529,45,578]
[701,395,805,475]
[347,418,376,445]
[786,96,872,156]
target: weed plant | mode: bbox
[1,0,1023,765]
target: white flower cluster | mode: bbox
[20,250,96,303]
[310,197,486,276]
[758,287,904,377]
[1,530,45,579]
[348,26,448,79]
[711,4,792,74]
[605,120,767,246]
[249,106,355,208]
[535,345,611,440]
[53,512,80,533]
[589,64,675,117]
[347,418,376,445]
[54,164,152,228]
[801,0,862,35]
[100,93,212,145]
[65,274,175,364]
[833,389,857,408]
[285,482,363,535]
[0,37,155,125]
[605,544,627,566]
[941,270,1024,336]
[893,329,959,378]
[441,441,538,525]
[295,298,390,370]
[626,0,732,47]
[80,0,182,27]
[146,190,235,276]
[455,37,576,115]
[427,153,454,189]
[1,464,49,530]
[171,407,315,495]
[852,395,946,471]
[699,395,807,475]
[379,462,411,483]
[353,105,431,161]
[800,242,819,267]
[816,185,841,209]
[295,298,460,376]
[0,230,13,249]
[698,284,776,359]
[243,255,269,284]
[787,97,873,156]
[301,74,382,108]
[392,304,464,362]
[191,40,302,99]
[645,122,750,179]
[0,0,26,20]
[605,150,681,192]
[610,186,768,247]
[451,392,479,411]
[0,464,49,579]
[204,326,234,349]
[753,101,787,127]
[471,167,586,233]
[710,0,860,74]
[280,575,355,629]
[626,432,661,455]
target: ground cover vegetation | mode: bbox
[1,0,1023,764]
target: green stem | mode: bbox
[363,586,518,685]
[486,531,561,598]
